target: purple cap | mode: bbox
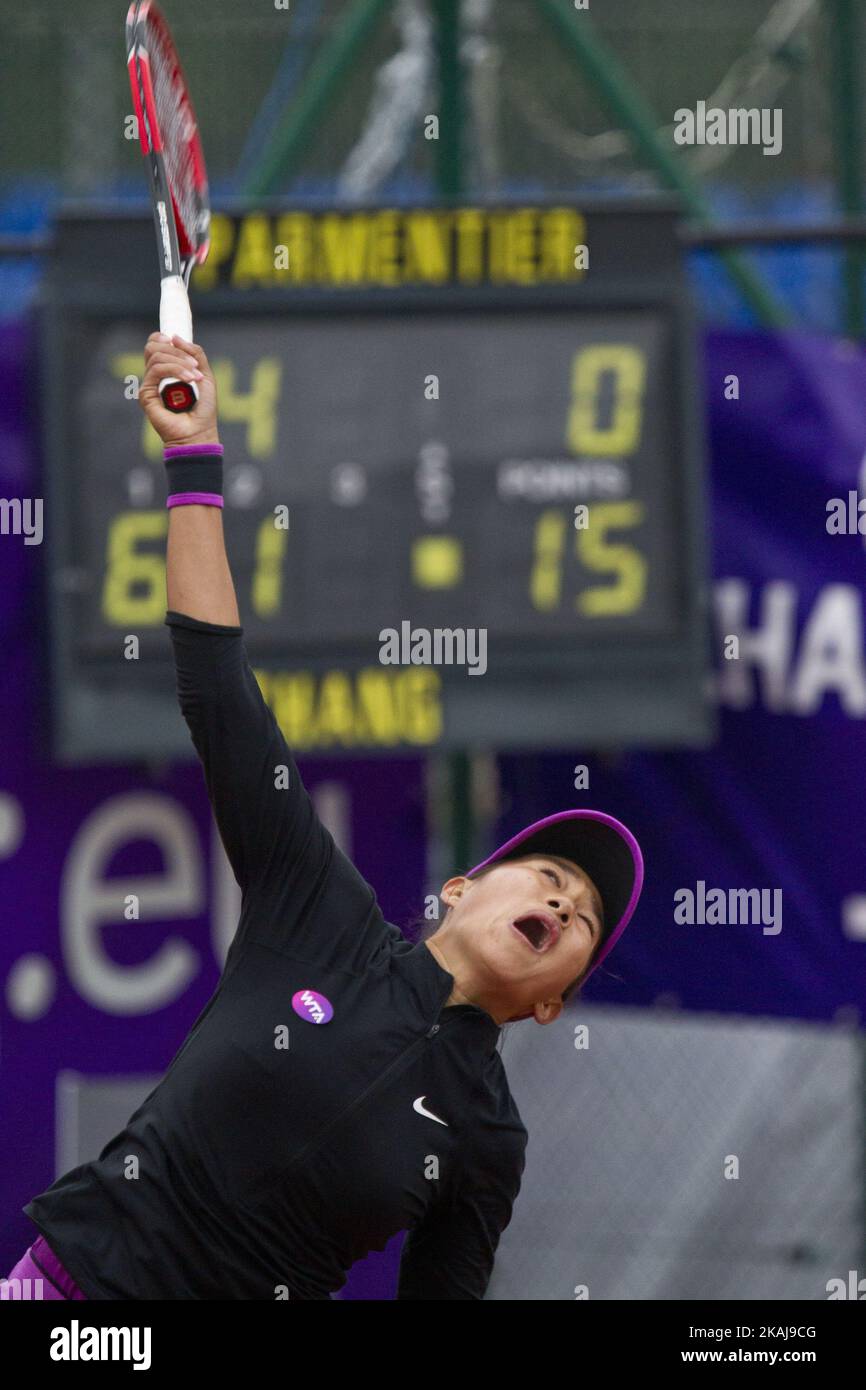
[466,809,644,992]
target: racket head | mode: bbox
[126,0,210,267]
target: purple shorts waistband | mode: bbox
[4,1236,87,1299]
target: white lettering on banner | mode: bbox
[788,587,866,714]
[713,580,866,717]
[61,793,202,1013]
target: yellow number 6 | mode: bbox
[101,512,167,626]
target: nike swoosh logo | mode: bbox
[413,1095,449,1127]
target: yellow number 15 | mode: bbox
[530,502,646,617]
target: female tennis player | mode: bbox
[9,332,643,1301]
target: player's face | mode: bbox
[436,854,603,1021]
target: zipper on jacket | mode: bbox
[278,1021,444,1180]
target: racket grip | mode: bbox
[158,274,199,414]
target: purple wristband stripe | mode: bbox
[163,443,225,459]
[167,491,224,508]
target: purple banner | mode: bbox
[500,329,866,1027]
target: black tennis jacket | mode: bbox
[24,612,527,1299]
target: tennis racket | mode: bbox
[126,0,210,413]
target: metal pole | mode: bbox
[241,0,394,198]
[450,740,474,873]
[532,0,790,329]
[429,0,474,871]
[233,0,325,191]
[434,0,463,198]
[830,0,865,337]
[681,217,866,248]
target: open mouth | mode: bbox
[510,913,560,953]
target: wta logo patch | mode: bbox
[292,989,334,1025]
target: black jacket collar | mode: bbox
[397,938,504,1048]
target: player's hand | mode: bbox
[139,333,220,447]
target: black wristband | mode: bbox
[164,455,224,496]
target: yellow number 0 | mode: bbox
[102,511,167,625]
[566,344,647,456]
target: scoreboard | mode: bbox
[43,200,714,761]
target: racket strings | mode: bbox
[146,26,201,253]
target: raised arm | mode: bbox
[136,333,335,912]
[138,333,391,970]
[140,332,239,625]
